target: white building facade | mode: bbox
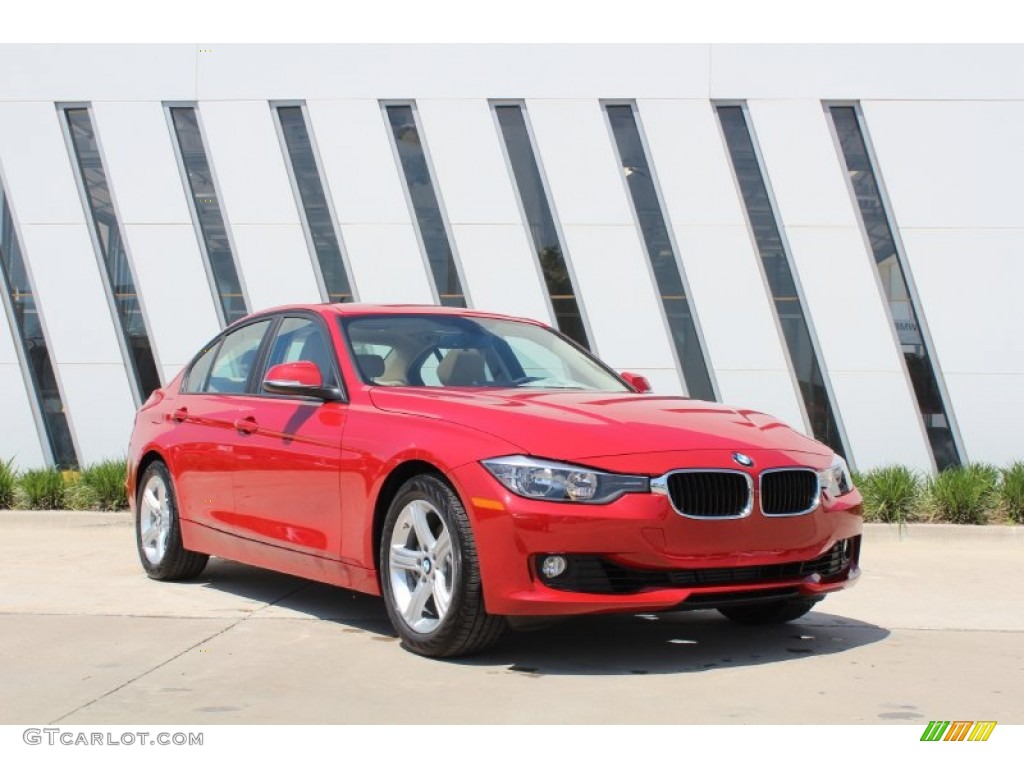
[0,44,1020,472]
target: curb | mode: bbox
[863,522,1022,544]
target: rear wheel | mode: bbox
[380,473,504,657]
[718,597,819,625]
[135,461,208,581]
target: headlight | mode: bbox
[481,455,649,504]
[817,454,854,498]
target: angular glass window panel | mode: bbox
[0,187,78,467]
[182,339,220,394]
[829,105,960,469]
[169,107,248,325]
[205,319,272,395]
[262,315,338,389]
[606,104,715,401]
[385,105,466,308]
[717,105,847,458]
[64,107,162,400]
[493,105,589,350]
[276,106,355,304]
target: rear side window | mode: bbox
[182,341,220,394]
[204,320,272,394]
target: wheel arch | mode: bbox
[372,459,450,573]
[134,449,168,502]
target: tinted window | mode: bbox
[828,105,960,469]
[64,106,162,400]
[263,316,338,389]
[0,183,78,467]
[605,103,715,401]
[385,104,466,307]
[494,104,589,349]
[169,106,248,325]
[717,105,848,458]
[204,321,271,394]
[275,106,355,303]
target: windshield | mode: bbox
[341,314,630,392]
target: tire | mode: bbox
[135,460,208,581]
[718,596,820,625]
[379,473,505,657]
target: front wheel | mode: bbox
[380,474,505,657]
[135,461,208,581]
[718,596,820,625]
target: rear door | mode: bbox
[167,318,274,531]
[229,313,347,557]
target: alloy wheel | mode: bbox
[387,498,456,633]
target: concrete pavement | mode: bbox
[1,511,1021,724]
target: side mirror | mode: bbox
[620,371,652,394]
[263,361,342,401]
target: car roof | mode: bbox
[240,302,546,326]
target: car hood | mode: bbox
[367,388,830,462]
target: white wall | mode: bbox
[416,99,552,321]
[527,99,683,394]
[747,99,934,471]
[91,101,222,382]
[0,45,1020,468]
[638,98,809,431]
[306,99,435,304]
[864,100,1024,465]
[0,297,48,468]
[198,101,322,311]
[0,102,137,465]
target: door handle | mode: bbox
[171,407,188,423]
[234,417,258,435]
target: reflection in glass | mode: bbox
[169,107,248,325]
[493,105,589,350]
[0,187,78,467]
[717,105,847,457]
[829,106,960,469]
[64,107,162,400]
[276,107,355,304]
[606,104,715,400]
[385,105,466,308]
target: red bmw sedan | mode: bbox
[128,304,862,657]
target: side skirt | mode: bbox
[181,520,381,596]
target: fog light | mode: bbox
[541,555,568,579]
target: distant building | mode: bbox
[0,44,1020,471]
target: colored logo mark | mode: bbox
[920,720,997,742]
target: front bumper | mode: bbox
[450,459,863,617]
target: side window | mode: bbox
[262,316,337,389]
[205,320,272,394]
[182,340,220,394]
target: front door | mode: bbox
[229,315,347,558]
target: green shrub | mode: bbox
[64,480,98,511]
[0,457,17,509]
[857,465,921,524]
[999,462,1024,524]
[79,459,128,510]
[18,468,67,510]
[926,463,999,525]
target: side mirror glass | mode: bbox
[620,371,652,394]
[263,361,341,401]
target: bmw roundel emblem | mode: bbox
[733,452,754,468]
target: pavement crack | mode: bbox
[49,584,311,724]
